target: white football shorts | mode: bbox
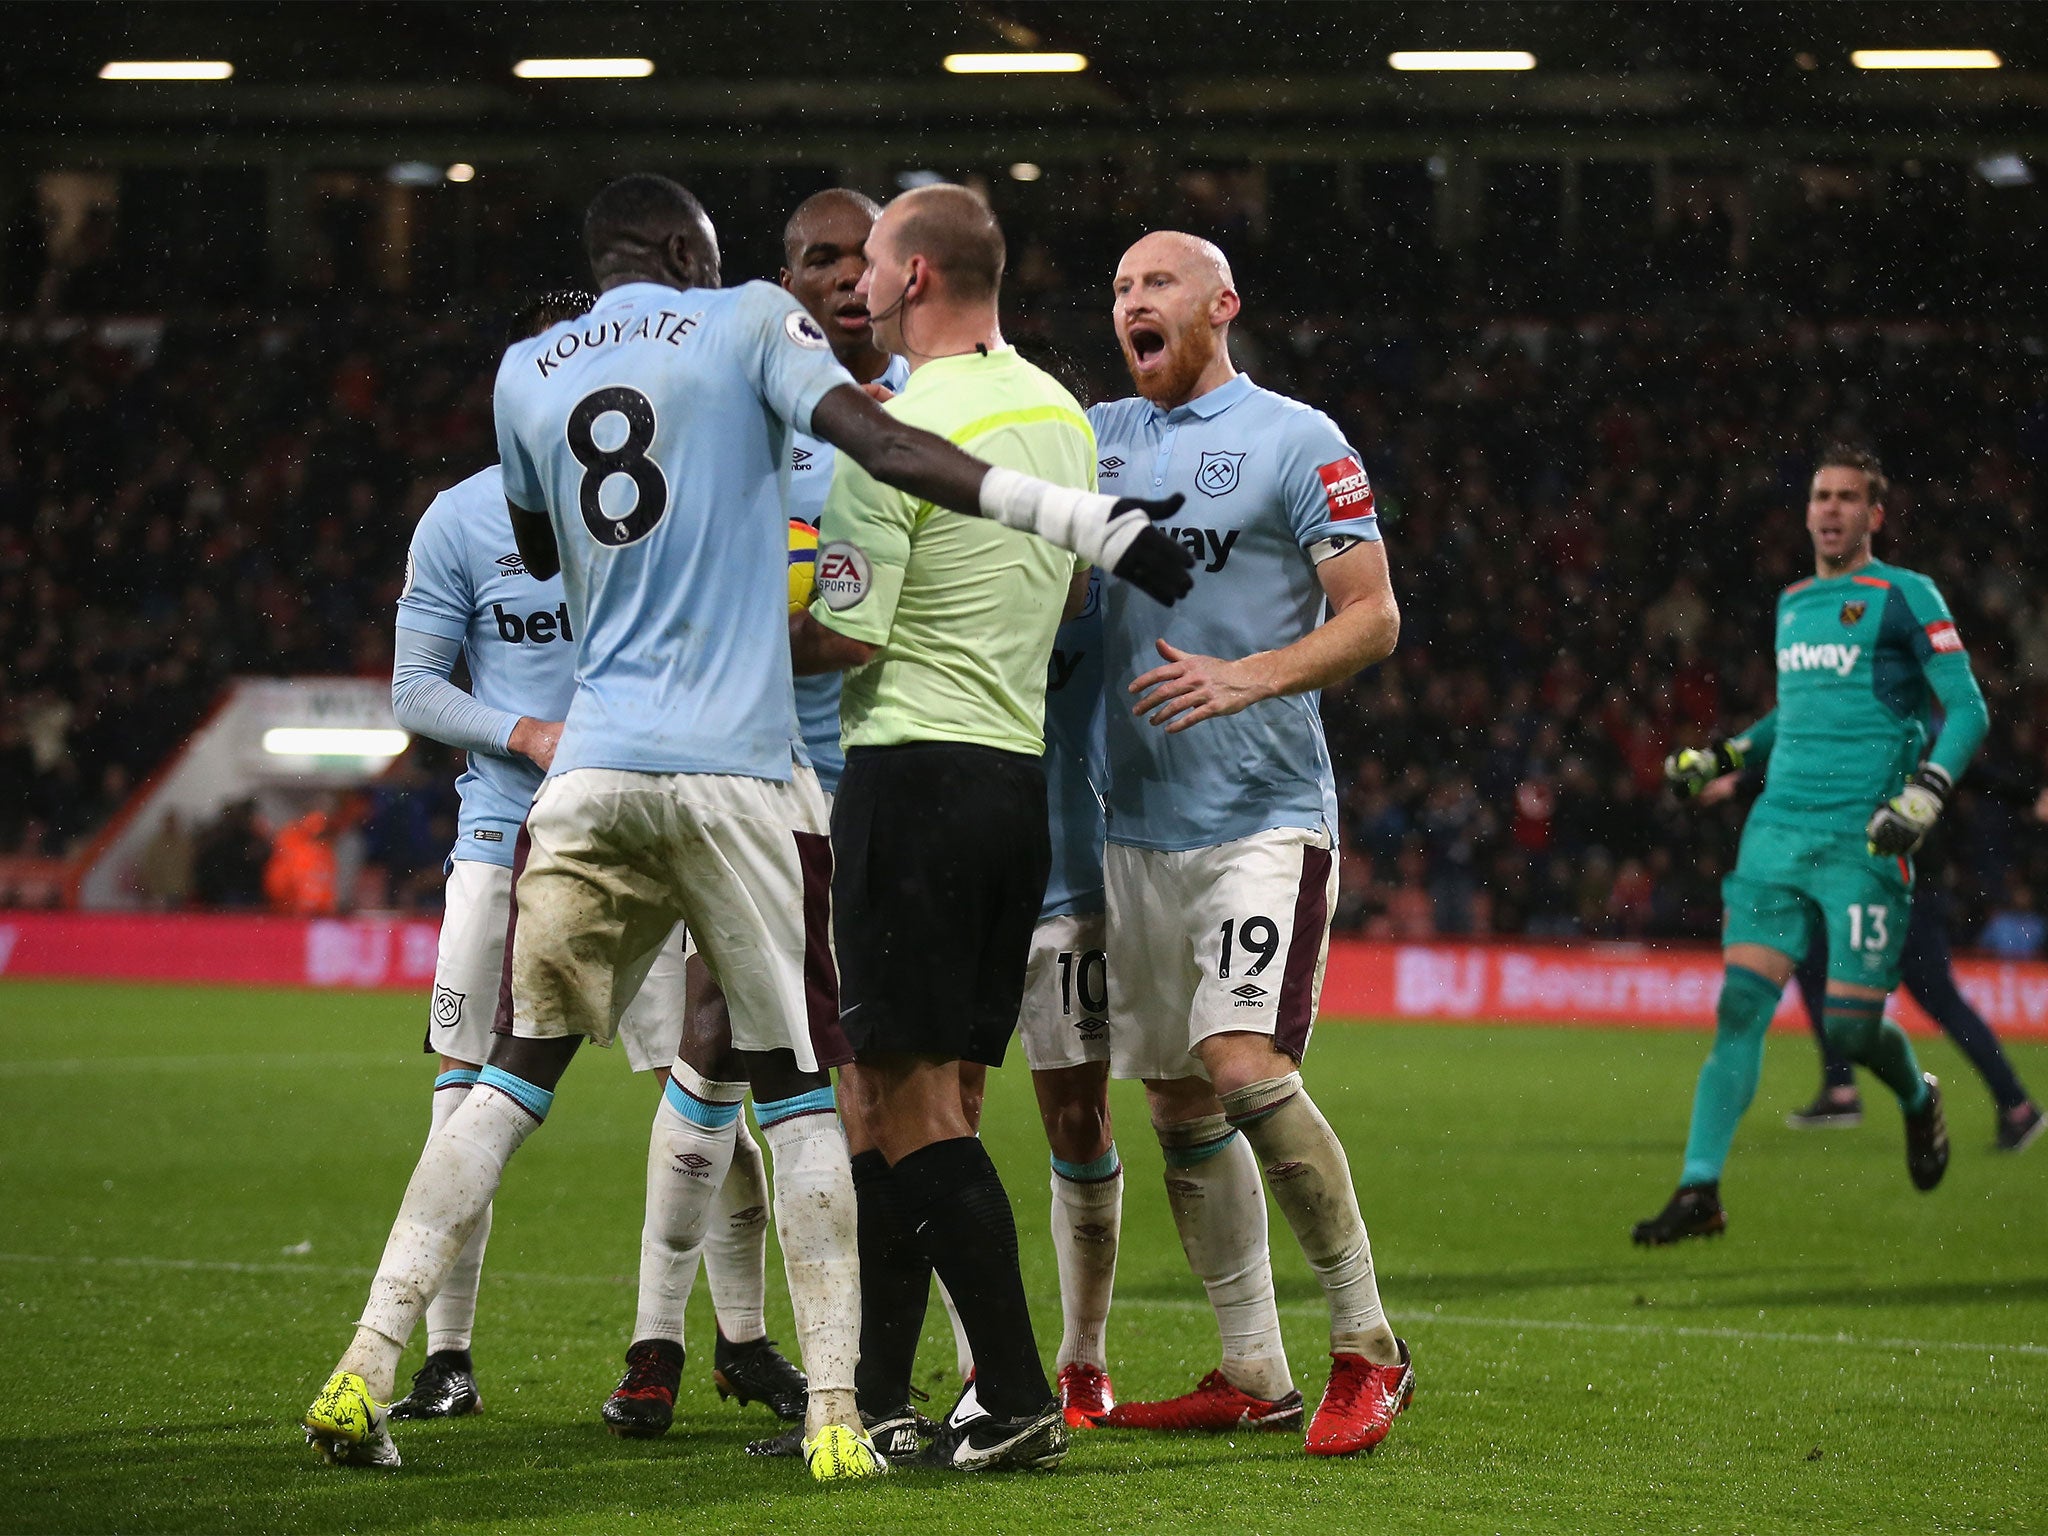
[510,765,847,1074]
[1016,910,1112,1072]
[429,856,686,1071]
[1104,826,1338,1083]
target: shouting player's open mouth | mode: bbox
[1124,323,1168,372]
[832,299,872,337]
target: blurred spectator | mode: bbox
[192,800,268,908]
[264,808,339,915]
[1980,881,2046,959]
[134,812,195,908]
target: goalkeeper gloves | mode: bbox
[1663,741,1745,799]
[1867,764,1953,857]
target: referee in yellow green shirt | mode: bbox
[791,184,1106,1473]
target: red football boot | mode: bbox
[600,1338,683,1438]
[1057,1361,1116,1429]
[1104,1369,1303,1432]
[1305,1342,1414,1456]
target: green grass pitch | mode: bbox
[1,980,2042,1534]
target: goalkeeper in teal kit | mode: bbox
[1636,448,1990,1244]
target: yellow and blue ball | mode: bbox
[788,519,820,616]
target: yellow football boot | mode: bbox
[302,1370,401,1468]
[802,1421,887,1482]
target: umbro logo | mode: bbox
[1267,1159,1310,1181]
[496,552,527,576]
[792,445,815,472]
[729,1205,767,1226]
[1075,1016,1109,1039]
[1231,982,1268,1001]
[1073,1222,1115,1242]
[675,1152,714,1177]
[1098,456,1125,475]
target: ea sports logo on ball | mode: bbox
[815,541,871,610]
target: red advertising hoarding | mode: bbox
[5,912,2046,1037]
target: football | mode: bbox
[787,518,820,616]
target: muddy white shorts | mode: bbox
[1104,827,1337,1083]
[1016,910,1112,1072]
[507,766,847,1074]
[430,856,686,1070]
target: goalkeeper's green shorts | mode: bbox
[1722,816,1913,989]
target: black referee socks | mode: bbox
[891,1136,1051,1419]
[850,1148,931,1416]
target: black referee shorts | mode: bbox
[832,741,1051,1067]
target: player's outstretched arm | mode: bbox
[1666,713,1775,799]
[806,383,1195,605]
[1130,538,1398,734]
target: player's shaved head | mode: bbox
[1120,230,1236,298]
[783,188,881,268]
[876,184,1006,302]
[583,173,720,291]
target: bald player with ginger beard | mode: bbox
[1087,232,1414,1457]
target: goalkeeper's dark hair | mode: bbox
[512,288,597,342]
[584,174,715,286]
[1815,442,1889,508]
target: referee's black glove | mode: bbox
[1108,494,1195,605]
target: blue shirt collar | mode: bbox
[1157,372,1255,424]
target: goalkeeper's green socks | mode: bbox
[1822,994,1930,1111]
[1680,965,1782,1187]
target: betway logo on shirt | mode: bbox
[1778,641,1861,677]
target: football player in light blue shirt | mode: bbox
[392,328,802,1436]
[600,189,913,1450]
[308,174,1194,1479]
[394,462,571,869]
[777,189,911,798]
[1086,232,1412,1457]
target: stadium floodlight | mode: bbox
[446,163,477,183]
[99,60,234,80]
[1009,162,1044,182]
[1976,154,2033,187]
[942,52,1089,74]
[1850,49,2001,69]
[262,728,410,758]
[1388,51,1536,71]
[513,58,655,79]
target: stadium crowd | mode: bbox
[3,208,2046,950]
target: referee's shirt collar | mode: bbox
[1154,371,1254,425]
[905,345,1020,390]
